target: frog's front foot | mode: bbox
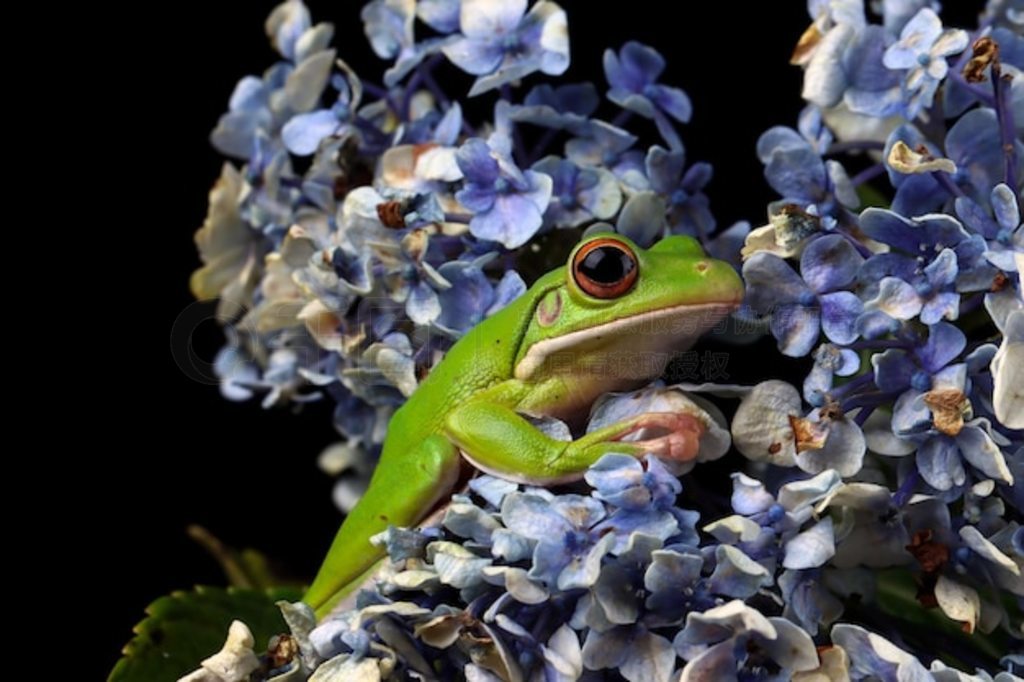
[615,412,706,462]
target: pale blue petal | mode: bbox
[916,436,967,490]
[783,517,836,569]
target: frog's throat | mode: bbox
[514,302,735,381]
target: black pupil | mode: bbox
[580,246,634,285]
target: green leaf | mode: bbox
[108,585,301,682]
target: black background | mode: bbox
[92,0,983,677]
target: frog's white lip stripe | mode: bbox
[514,302,735,381]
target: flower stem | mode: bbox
[444,212,473,224]
[932,171,966,199]
[991,65,1020,193]
[831,372,876,400]
[892,469,919,507]
[851,163,886,187]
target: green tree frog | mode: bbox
[304,232,743,616]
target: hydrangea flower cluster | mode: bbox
[187,0,1023,680]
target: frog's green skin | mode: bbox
[304,233,743,616]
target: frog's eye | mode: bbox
[572,238,638,299]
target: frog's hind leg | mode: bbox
[304,435,461,618]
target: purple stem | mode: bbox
[831,372,876,400]
[892,469,920,507]
[826,140,886,155]
[851,163,886,187]
[932,171,967,199]
[401,55,443,121]
[361,80,392,101]
[853,404,876,426]
[992,66,1020,193]
[444,212,472,224]
[611,109,632,128]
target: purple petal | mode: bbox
[820,291,863,345]
[801,234,864,293]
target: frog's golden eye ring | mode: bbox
[572,238,638,299]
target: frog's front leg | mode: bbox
[445,382,705,484]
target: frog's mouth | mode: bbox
[514,302,736,381]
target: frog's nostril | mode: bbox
[695,261,709,273]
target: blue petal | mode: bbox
[770,303,822,357]
[891,389,933,438]
[946,108,1022,198]
[649,84,692,123]
[991,183,1021,231]
[486,271,526,315]
[501,492,570,541]
[756,126,806,163]
[282,109,339,156]
[859,208,920,253]
[872,349,915,393]
[764,145,827,202]
[916,435,966,491]
[742,254,811,312]
[417,0,460,33]
[865,277,922,320]
[645,146,685,195]
[800,234,863,293]
[892,174,945,216]
[730,473,775,515]
[707,545,771,598]
[616,191,667,248]
[443,36,505,76]
[920,292,960,325]
[782,517,835,569]
[820,291,863,345]
[456,138,500,185]
[617,41,666,88]
[915,321,966,373]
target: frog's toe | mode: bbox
[616,412,706,461]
